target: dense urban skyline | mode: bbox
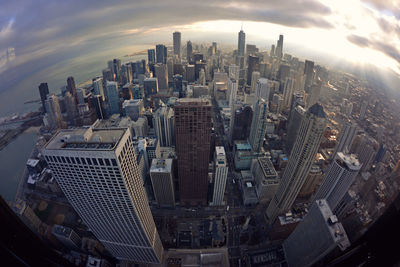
[1,2,400,266]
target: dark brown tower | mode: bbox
[174,98,212,206]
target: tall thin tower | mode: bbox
[175,98,212,206]
[42,127,163,263]
[266,103,326,223]
[249,98,268,153]
[173,31,181,59]
[332,119,357,159]
[238,29,245,56]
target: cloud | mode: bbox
[361,0,400,17]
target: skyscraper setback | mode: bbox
[174,98,212,206]
[42,127,163,263]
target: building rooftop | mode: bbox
[175,98,211,106]
[150,158,172,173]
[52,224,72,238]
[26,159,40,168]
[336,152,361,171]
[234,141,252,151]
[258,157,278,178]
[45,127,126,151]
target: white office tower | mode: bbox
[283,199,350,267]
[282,77,295,111]
[249,98,268,153]
[250,71,261,93]
[332,119,357,159]
[153,106,174,147]
[229,64,240,81]
[211,146,228,206]
[313,153,360,213]
[267,103,326,223]
[253,78,270,109]
[150,158,175,207]
[228,78,238,107]
[42,127,163,263]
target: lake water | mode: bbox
[0,130,37,201]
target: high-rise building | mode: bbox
[282,77,295,111]
[64,92,79,126]
[304,60,314,93]
[147,49,155,64]
[283,199,350,267]
[66,76,78,104]
[298,165,323,198]
[249,98,268,153]
[275,35,284,59]
[267,103,326,223]
[186,40,193,63]
[332,119,357,158]
[42,127,163,263]
[254,78,270,108]
[277,64,290,86]
[122,99,144,121]
[305,81,321,108]
[229,64,240,81]
[104,81,120,115]
[250,157,279,202]
[350,133,378,172]
[52,224,82,250]
[38,83,49,113]
[88,95,106,120]
[247,55,259,86]
[228,78,238,107]
[270,44,275,57]
[153,106,174,147]
[185,64,195,82]
[143,78,159,97]
[154,64,168,91]
[230,105,253,143]
[174,98,212,206]
[150,158,175,208]
[173,74,184,96]
[173,32,181,59]
[45,94,63,129]
[93,77,105,101]
[313,152,360,213]
[286,105,306,154]
[112,59,122,82]
[102,68,114,83]
[156,44,167,64]
[250,71,260,93]
[238,30,246,56]
[211,146,228,206]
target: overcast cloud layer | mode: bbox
[0,0,399,115]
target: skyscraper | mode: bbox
[173,31,181,59]
[153,106,174,147]
[282,77,295,111]
[238,30,245,56]
[247,55,259,86]
[174,98,212,206]
[42,127,163,263]
[304,60,314,93]
[93,77,105,101]
[267,103,326,223]
[38,83,49,113]
[230,105,253,143]
[305,80,322,108]
[211,146,228,206]
[228,78,238,107]
[313,152,361,213]
[156,44,167,64]
[249,98,268,153]
[112,59,122,82]
[154,64,168,91]
[250,71,260,93]
[254,78,270,108]
[147,49,155,64]
[283,199,350,267]
[276,35,284,59]
[143,78,158,97]
[45,94,63,129]
[66,76,78,103]
[104,81,120,115]
[186,40,193,63]
[332,119,357,159]
[150,158,175,208]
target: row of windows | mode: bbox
[45,155,117,166]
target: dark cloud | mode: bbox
[347,34,370,47]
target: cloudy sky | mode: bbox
[0,0,399,115]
